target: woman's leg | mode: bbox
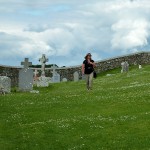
[89,72,93,90]
[85,74,90,90]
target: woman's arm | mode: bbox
[82,64,85,74]
[89,61,96,68]
[93,62,96,68]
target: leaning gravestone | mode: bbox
[121,61,129,73]
[19,58,33,91]
[74,72,79,82]
[0,76,11,94]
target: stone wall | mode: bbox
[0,51,150,87]
[56,51,150,81]
[0,65,21,87]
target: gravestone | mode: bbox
[37,55,51,87]
[51,64,60,83]
[19,58,33,91]
[139,65,142,69]
[74,72,79,82]
[0,76,11,94]
[62,78,67,82]
[52,72,60,83]
[39,54,48,76]
[121,61,129,73]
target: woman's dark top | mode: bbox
[83,59,94,74]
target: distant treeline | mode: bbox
[30,64,59,68]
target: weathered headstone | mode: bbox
[52,72,60,83]
[19,58,33,91]
[51,64,60,83]
[62,78,67,82]
[121,61,129,73]
[0,76,11,94]
[74,72,79,82]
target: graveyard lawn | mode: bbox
[0,65,150,150]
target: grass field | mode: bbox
[0,65,150,150]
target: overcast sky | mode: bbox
[0,0,150,67]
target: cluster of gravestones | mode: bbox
[121,61,143,73]
[0,55,80,94]
[0,56,143,94]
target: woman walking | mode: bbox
[82,53,96,90]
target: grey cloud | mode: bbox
[0,0,150,66]
[0,32,29,57]
[24,24,50,32]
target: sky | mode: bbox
[0,0,150,67]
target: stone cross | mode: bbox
[19,58,33,91]
[39,54,48,76]
[21,58,32,69]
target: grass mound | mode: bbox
[0,65,150,150]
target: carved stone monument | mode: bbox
[39,54,48,76]
[37,54,51,87]
[19,58,33,91]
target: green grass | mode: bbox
[0,65,150,150]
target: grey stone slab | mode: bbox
[52,72,60,83]
[121,61,129,73]
[19,68,33,91]
[74,72,79,82]
[0,76,11,93]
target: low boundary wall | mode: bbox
[0,51,150,87]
